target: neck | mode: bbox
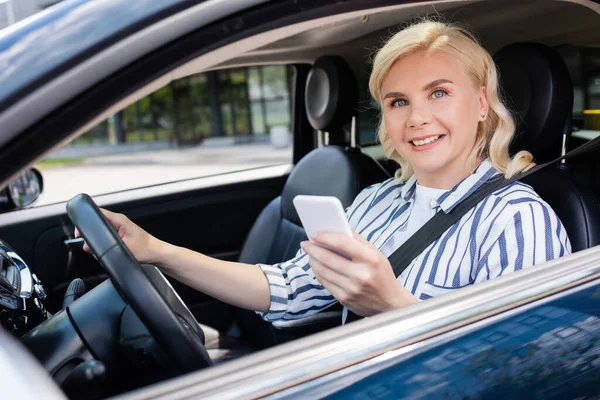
[415,157,482,190]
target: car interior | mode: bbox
[4,0,600,398]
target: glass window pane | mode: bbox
[35,65,294,205]
[265,99,291,132]
[261,66,288,100]
[251,102,266,135]
[248,67,262,100]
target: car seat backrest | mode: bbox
[495,43,600,251]
[495,43,574,162]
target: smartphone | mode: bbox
[293,195,353,259]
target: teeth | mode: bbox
[412,135,440,146]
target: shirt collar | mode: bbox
[399,159,501,213]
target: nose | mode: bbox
[406,103,432,129]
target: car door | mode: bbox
[128,245,600,399]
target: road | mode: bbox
[34,143,293,206]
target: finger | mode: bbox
[352,232,377,250]
[98,208,127,237]
[313,232,378,264]
[73,227,91,253]
[310,257,349,301]
[99,208,121,226]
[75,208,125,254]
[311,232,358,258]
[310,255,352,287]
[303,241,355,278]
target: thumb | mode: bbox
[99,208,126,237]
[99,208,119,225]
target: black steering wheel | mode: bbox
[66,194,212,373]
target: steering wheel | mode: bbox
[66,194,212,373]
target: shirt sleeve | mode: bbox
[473,199,572,283]
[256,181,383,324]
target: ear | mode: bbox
[478,86,489,121]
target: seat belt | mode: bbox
[346,135,600,322]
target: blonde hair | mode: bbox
[369,20,534,182]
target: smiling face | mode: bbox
[381,51,489,189]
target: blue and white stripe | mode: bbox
[257,159,571,325]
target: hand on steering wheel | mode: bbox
[74,207,159,265]
[67,194,212,373]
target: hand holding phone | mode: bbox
[293,195,353,259]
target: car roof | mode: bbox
[0,0,196,112]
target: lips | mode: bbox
[409,134,446,149]
[411,135,442,146]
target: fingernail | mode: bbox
[300,241,306,249]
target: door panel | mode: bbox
[0,172,288,328]
[300,282,600,400]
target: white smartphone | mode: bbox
[293,195,353,259]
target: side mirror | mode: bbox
[0,168,44,211]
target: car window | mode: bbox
[33,65,295,206]
[556,45,600,140]
[357,63,380,147]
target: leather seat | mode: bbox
[205,56,389,359]
[495,43,600,251]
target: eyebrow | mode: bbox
[383,79,454,100]
[424,79,453,91]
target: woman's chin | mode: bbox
[411,157,454,178]
[408,152,448,170]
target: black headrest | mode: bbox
[280,146,387,225]
[494,43,573,159]
[305,56,358,137]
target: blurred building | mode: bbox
[79,65,294,148]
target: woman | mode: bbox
[78,20,570,325]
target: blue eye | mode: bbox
[432,89,447,99]
[391,99,408,107]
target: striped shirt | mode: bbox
[257,159,571,326]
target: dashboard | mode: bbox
[0,240,47,336]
